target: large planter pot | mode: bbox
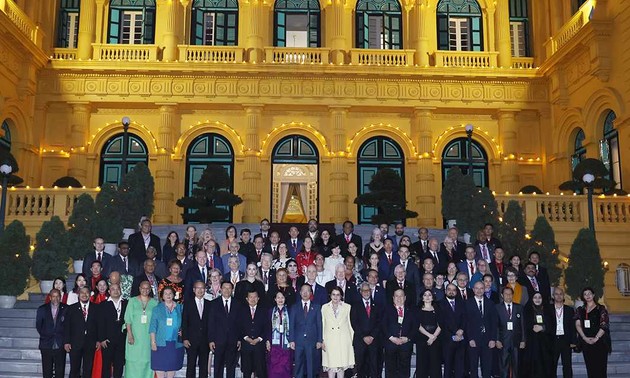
[104,243,117,256]
[123,228,135,241]
[73,259,84,274]
[39,280,54,294]
[0,295,17,309]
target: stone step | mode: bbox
[0,318,36,328]
[0,328,38,338]
[0,309,36,318]
[0,337,39,349]
[0,348,41,360]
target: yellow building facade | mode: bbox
[1,0,630,307]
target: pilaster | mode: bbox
[67,102,91,185]
[242,105,264,222]
[413,107,436,227]
[494,0,512,68]
[244,0,264,63]
[94,0,106,44]
[329,0,350,64]
[77,0,96,60]
[497,110,519,193]
[413,0,432,67]
[328,106,349,223]
[157,0,180,62]
[153,104,179,224]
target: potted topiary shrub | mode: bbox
[118,163,154,238]
[442,167,477,242]
[93,184,123,254]
[67,194,97,272]
[0,220,32,308]
[565,228,605,306]
[33,216,69,293]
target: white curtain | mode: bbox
[299,183,308,216]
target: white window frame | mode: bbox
[449,17,469,51]
[510,21,526,57]
[203,12,216,45]
[66,12,79,48]
[121,10,144,45]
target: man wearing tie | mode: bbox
[490,247,507,287]
[64,287,97,378]
[240,290,268,378]
[96,283,127,378]
[286,226,303,258]
[422,238,448,274]
[82,237,113,277]
[254,218,271,245]
[455,272,473,301]
[36,289,67,378]
[440,227,466,262]
[221,241,247,274]
[182,281,211,378]
[208,282,243,378]
[412,227,430,256]
[396,246,420,287]
[184,250,210,300]
[457,246,480,281]
[264,232,281,256]
[110,241,139,277]
[439,284,467,378]
[378,239,399,287]
[289,284,323,378]
[296,264,327,306]
[475,230,494,265]
[258,253,276,293]
[325,264,359,305]
[222,255,245,286]
[496,286,526,378]
[386,264,417,307]
[248,236,266,266]
[336,220,362,256]
[382,288,417,378]
[351,282,382,378]
[466,282,497,378]
[519,262,550,304]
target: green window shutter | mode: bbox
[471,16,482,51]
[58,11,70,47]
[308,13,319,47]
[437,15,449,50]
[143,7,156,44]
[361,12,370,48]
[109,8,121,43]
[226,12,237,45]
[191,8,205,45]
[390,14,401,49]
[275,11,286,47]
[215,13,226,45]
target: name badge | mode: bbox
[536,315,543,324]
[175,292,180,300]
[398,316,404,324]
[279,323,285,333]
[166,318,173,326]
[141,315,148,324]
[584,320,591,328]
[507,321,513,331]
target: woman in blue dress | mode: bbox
[149,286,184,378]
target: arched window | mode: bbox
[357,137,405,224]
[571,128,586,171]
[437,0,483,51]
[108,0,156,44]
[509,0,530,57]
[355,0,402,50]
[600,111,622,189]
[441,137,489,187]
[191,0,238,46]
[100,133,148,186]
[271,135,319,223]
[185,133,235,222]
[0,120,11,153]
[56,0,80,48]
[274,0,321,47]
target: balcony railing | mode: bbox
[349,49,415,66]
[93,44,159,61]
[264,47,331,64]
[178,45,244,63]
[51,48,77,60]
[434,51,499,68]
[511,57,535,69]
[5,188,99,225]
[546,0,595,58]
[0,0,42,47]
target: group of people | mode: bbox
[35,218,611,378]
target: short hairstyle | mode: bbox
[260,218,270,224]
[240,228,251,235]
[502,286,514,295]
[528,251,540,259]
[482,273,494,281]
[342,220,354,228]
[118,241,129,248]
[91,260,102,268]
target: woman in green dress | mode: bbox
[125,280,158,378]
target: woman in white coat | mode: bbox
[321,286,355,378]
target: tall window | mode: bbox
[108,0,156,44]
[357,137,405,224]
[437,0,483,51]
[509,0,530,57]
[571,128,586,171]
[274,0,321,47]
[100,133,148,186]
[185,133,235,222]
[0,120,11,154]
[355,0,402,50]
[191,0,238,46]
[57,0,80,48]
[441,137,489,187]
[600,111,622,189]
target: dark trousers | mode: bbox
[442,339,465,378]
[582,341,608,378]
[186,341,210,378]
[69,346,94,378]
[416,339,442,378]
[101,340,125,378]
[213,341,238,378]
[240,341,267,378]
[294,342,318,378]
[354,338,380,378]
[384,341,412,378]
[40,348,66,378]
[551,335,572,378]
[499,344,519,378]
[468,342,493,378]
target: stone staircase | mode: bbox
[1,293,629,377]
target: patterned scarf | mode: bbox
[271,306,290,349]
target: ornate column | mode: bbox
[67,102,91,185]
[241,105,263,222]
[497,110,519,193]
[495,0,512,68]
[413,107,436,227]
[244,0,264,63]
[413,0,431,67]
[329,0,350,64]
[157,0,179,62]
[77,0,96,60]
[153,104,178,224]
[328,106,349,223]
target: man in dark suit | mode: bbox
[481,223,502,249]
[96,283,127,378]
[325,263,359,305]
[36,289,67,378]
[382,288,417,378]
[440,227,467,262]
[422,238,448,274]
[550,287,576,378]
[455,272,474,301]
[223,254,245,286]
[208,281,243,378]
[336,220,363,257]
[240,290,268,378]
[474,233,495,265]
[496,286,526,378]
[420,273,444,302]
[184,250,211,300]
[286,225,304,258]
[248,236,266,266]
[351,282,383,378]
[527,251,552,300]
[127,219,162,263]
[221,243,247,274]
[397,246,420,287]
[296,264,328,306]
[253,218,271,246]
[130,259,160,298]
[182,280,211,378]
[457,246,481,280]
[411,227,430,257]
[378,239,399,287]
[519,262,551,304]
[82,237,113,277]
[238,228,255,262]
[466,281,498,378]
[365,268,386,307]
[289,284,323,378]
[110,241,140,276]
[258,253,276,293]
[489,247,507,287]
[439,284,467,378]
[146,246,167,279]
[64,287,97,378]
[386,264,417,307]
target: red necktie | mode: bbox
[365,301,371,318]
[82,304,88,321]
[397,306,403,317]
[346,235,350,243]
[469,262,475,274]
[387,254,392,264]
